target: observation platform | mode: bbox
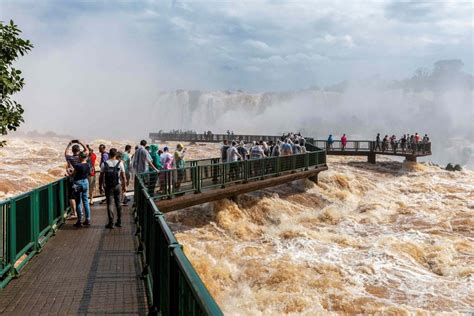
[0,201,147,314]
[140,147,327,212]
[1,138,326,315]
[150,132,432,163]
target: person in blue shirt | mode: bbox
[327,135,334,150]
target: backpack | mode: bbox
[104,160,121,188]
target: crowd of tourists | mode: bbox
[64,139,188,229]
[325,133,430,153]
[220,132,308,162]
[374,133,430,153]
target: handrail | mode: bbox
[314,140,431,155]
[134,145,326,314]
[134,174,224,315]
[138,146,327,200]
[149,132,431,156]
[0,177,69,289]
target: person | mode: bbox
[375,133,381,151]
[98,144,109,168]
[341,134,347,150]
[272,140,281,157]
[159,147,173,193]
[99,148,126,229]
[400,135,407,152]
[237,141,248,160]
[227,141,242,180]
[299,139,307,153]
[98,144,109,204]
[262,141,270,157]
[227,141,242,162]
[64,140,88,219]
[250,141,265,159]
[422,134,430,153]
[121,145,132,204]
[221,140,230,162]
[173,144,186,191]
[292,140,302,154]
[148,144,161,170]
[382,135,389,152]
[72,151,92,227]
[132,140,159,174]
[391,135,398,153]
[327,135,334,150]
[281,139,292,156]
[86,145,97,205]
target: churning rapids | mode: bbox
[1,137,473,314]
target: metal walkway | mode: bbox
[150,132,432,163]
[0,203,147,315]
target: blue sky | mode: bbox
[1,0,472,92]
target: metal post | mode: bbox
[31,190,39,251]
[8,200,17,277]
[48,184,54,232]
[195,166,202,193]
[169,244,180,316]
[59,179,66,221]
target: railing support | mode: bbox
[368,153,376,164]
[8,200,17,278]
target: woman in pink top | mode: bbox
[341,134,347,150]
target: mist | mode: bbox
[1,1,473,167]
[148,66,474,167]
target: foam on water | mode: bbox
[1,137,472,314]
[170,156,473,314]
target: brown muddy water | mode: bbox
[1,137,472,314]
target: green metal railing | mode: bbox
[139,147,326,200]
[0,178,69,288]
[313,140,432,155]
[134,176,223,316]
[134,145,326,315]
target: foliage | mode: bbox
[0,20,33,146]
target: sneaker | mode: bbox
[83,220,91,226]
[115,221,122,228]
[105,223,114,229]
[73,222,82,228]
[121,201,128,206]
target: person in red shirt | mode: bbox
[87,145,97,205]
[341,134,347,150]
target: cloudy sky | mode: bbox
[0,0,472,138]
[1,0,473,91]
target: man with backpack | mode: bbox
[99,148,126,229]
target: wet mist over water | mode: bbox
[150,75,473,168]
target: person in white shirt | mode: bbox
[226,141,242,181]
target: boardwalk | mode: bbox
[150,132,432,163]
[0,203,147,315]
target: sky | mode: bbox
[0,0,473,138]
